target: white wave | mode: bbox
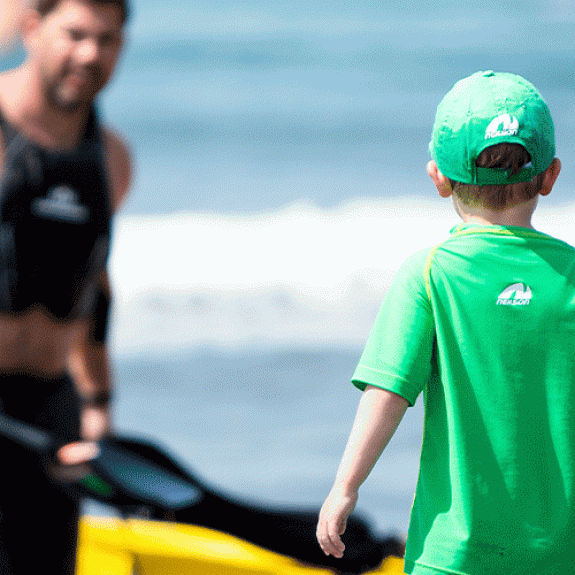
[108,198,575,356]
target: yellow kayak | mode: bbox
[76,517,405,575]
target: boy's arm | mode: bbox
[316,385,408,558]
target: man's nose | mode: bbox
[76,38,101,65]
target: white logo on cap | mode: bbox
[485,114,519,139]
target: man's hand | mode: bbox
[50,402,109,483]
[81,404,110,442]
[316,487,358,558]
[47,404,110,483]
[48,440,100,484]
[58,441,100,466]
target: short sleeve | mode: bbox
[352,248,435,406]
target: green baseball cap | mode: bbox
[429,70,555,185]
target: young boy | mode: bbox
[316,71,574,575]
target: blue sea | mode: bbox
[2,0,575,538]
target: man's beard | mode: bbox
[45,65,105,112]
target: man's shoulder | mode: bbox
[0,70,25,158]
[103,127,131,164]
[101,126,132,212]
[0,71,12,91]
[0,75,9,165]
[0,69,22,108]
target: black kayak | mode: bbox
[0,413,404,574]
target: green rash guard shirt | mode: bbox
[352,223,575,575]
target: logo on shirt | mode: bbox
[31,186,89,224]
[496,283,532,306]
[485,114,519,139]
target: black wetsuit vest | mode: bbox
[0,108,112,320]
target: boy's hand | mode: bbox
[316,487,358,558]
[316,387,408,559]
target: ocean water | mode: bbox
[105,0,575,214]
[2,0,575,538]
[4,0,574,213]
[111,348,425,538]
[104,200,575,537]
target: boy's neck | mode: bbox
[453,196,538,230]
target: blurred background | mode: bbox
[1,0,575,539]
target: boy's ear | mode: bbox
[539,158,561,197]
[427,161,452,198]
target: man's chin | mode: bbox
[49,94,92,113]
[49,86,99,112]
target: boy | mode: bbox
[316,71,574,575]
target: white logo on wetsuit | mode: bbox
[31,186,89,223]
[496,283,532,306]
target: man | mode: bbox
[0,1,131,573]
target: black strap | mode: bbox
[91,285,110,345]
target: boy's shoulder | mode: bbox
[421,222,575,253]
[442,223,575,254]
[392,245,438,300]
[396,223,575,299]
[397,245,436,276]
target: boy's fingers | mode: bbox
[316,518,346,558]
[316,490,358,558]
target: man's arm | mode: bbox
[66,127,132,442]
[67,271,113,441]
[103,127,132,211]
[316,385,409,559]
